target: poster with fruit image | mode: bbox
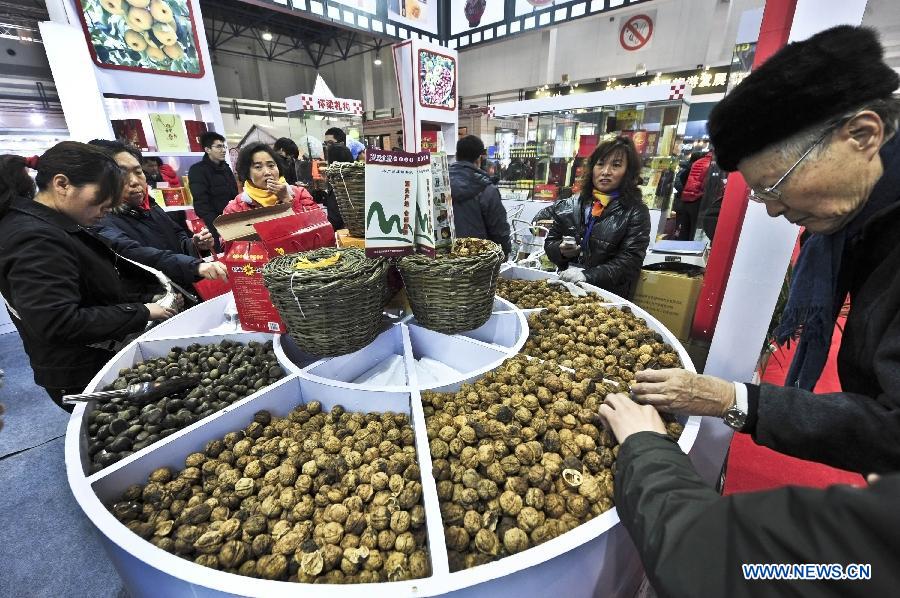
[75,0,204,77]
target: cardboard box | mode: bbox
[214,204,295,243]
[633,270,704,342]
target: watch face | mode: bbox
[724,408,747,430]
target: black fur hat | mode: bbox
[708,25,899,171]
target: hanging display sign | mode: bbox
[393,39,459,156]
[74,0,205,77]
[619,13,654,51]
[285,94,364,115]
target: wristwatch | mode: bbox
[722,382,748,431]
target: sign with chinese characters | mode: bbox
[364,149,430,258]
[522,65,733,100]
[285,93,364,115]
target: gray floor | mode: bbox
[0,332,127,598]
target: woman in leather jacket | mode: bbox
[544,136,651,299]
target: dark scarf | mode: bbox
[776,133,900,389]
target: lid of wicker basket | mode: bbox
[325,162,365,238]
[398,238,504,335]
[262,247,389,356]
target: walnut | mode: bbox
[377,529,397,552]
[251,533,273,557]
[256,553,288,580]
[193,530,224,555]
[217,539,249,568]
[516,507,544,533]
[499,490,523,516]
[566,494,590,518]
[369,505,390,531]
[503,527,530,554]
[390,510,411,534]
[444,526,469,551]
[384,551,409,582]
[409,549,430,578]
[300,549,324,576]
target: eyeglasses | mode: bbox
[748,126,833,203]
[210,144,226,150]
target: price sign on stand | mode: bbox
[620,14,654,51]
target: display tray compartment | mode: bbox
[76,375,446,597]
[73,331,284,478]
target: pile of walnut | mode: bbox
[423,355,683,572]
[496,278,607,309]
[449,238,496,258]
[523,303,682,387]
[108,403,431,584]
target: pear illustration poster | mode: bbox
[364,149,431,259]
[75,0,204,77]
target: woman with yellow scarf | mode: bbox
[222,142,318,215]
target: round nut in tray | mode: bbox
[263,247,389,356]
[325,162,366,238]
[399,238,504,335]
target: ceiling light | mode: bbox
[262,31,273,41]
[30,112,45,126]
[373,50,382,66]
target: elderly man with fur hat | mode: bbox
[594,26,900,597]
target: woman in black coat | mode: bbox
[544,136,651,299]
[0,142,174,411]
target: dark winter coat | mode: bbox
[616,432,900,598]
[94,204,202,290]
[544,191,651,299]
[448,161,511,256]
[741,135,900,473]
[188,155,238,241]
[0,198,151,391]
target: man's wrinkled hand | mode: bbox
[630,368,735,417]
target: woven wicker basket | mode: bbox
[262,248,389,356]
[398,239,504,335]
[325,162,365,238]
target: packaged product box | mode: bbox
[364,149,428,258]
[632,269,704,342]
[252,208,335,257]
[184,120,208,152]
[214,204,295,243]
[110,119,148,151]
[413,155,435,256]
[222,241,286,334]
[162,187,188,206]
[430,152,454,252]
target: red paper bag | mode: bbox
[222,241,286,333]
[252,209,335,258]
[194,275,231,301]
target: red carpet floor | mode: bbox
[722,316,865,494]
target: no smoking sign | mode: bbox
[620,14,654,51]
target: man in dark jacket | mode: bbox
[449,135,511,256]
[606,26,900,597]
[188,132,238,251]
[90,141,228,292]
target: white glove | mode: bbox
[558,268,586,284]
[563,282,588,297]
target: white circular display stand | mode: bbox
[65,267,701,598]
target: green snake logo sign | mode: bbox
[367,201,409,242]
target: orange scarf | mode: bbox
[591,189,614,218]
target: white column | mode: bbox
[362,53,376,114]
[39,21,114,142]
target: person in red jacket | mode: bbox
[222,142,317,215]
[141,156,181,188]
[676,150,712,240]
